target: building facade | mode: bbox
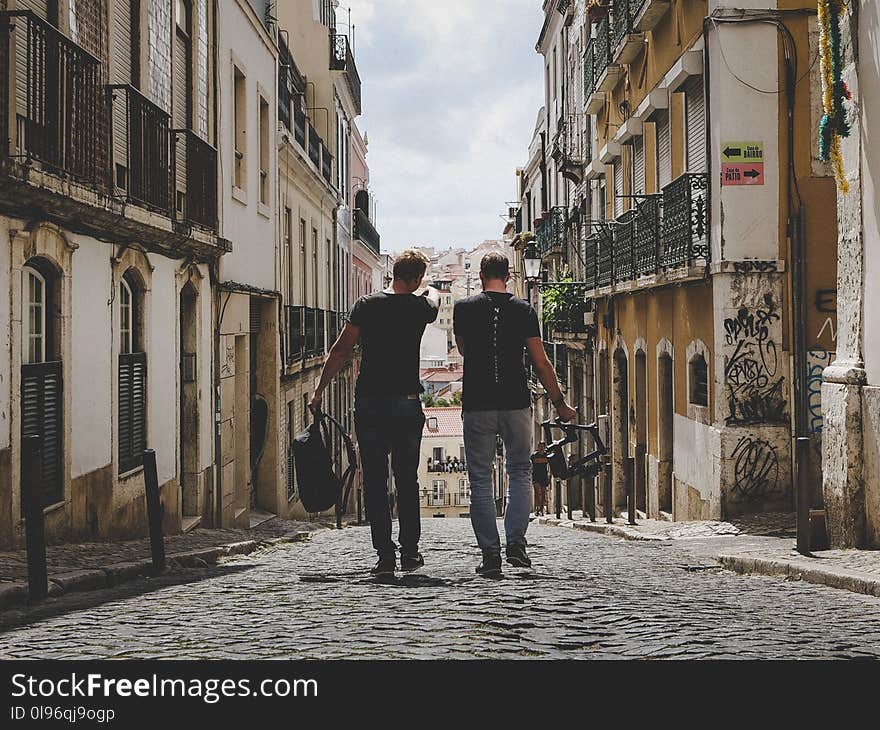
[419,408,470,519]
[510,0,837,522]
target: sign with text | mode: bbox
[721,142,764,164]
[722,163,765,186]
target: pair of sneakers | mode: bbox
[476,542,532,576]
[370,548,424,577]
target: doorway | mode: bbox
[179,283,200,521]
[658,352,674,513]
[634,349,647,513]
[612,347,629,511]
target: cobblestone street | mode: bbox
[2,518,880,659]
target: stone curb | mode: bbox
[536,516,668,542]
[718,554,880,598]
[0,528,318,612]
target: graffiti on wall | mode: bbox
[806,288,837,435]
[731,436,780,501]
[723,293,787,425]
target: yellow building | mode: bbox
[512,0,837,522]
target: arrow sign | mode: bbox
[722,163,765,186]
[721,141,764,164]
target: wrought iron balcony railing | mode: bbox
[594,14,613,86]
[285,305,305,363]
[613,210,636,284]
[611,0,638,48]
[597,229,614,287]
[307,121,321,168]
[173,129,217,230]
[354,207,380,255]
[330,32,362,115]
[633,194,661,276]
[321,144,332,185]
[553,116,586,184]
[537,206,567,257]
[583,232,598,290]
[427,462,468,474]
[546,284,593,335]
[293,98,306,148]
[278,34,306,133]
[108,84,172,215]
[1,10,103,185]
[661,172,709,267]
[584,37,597,98]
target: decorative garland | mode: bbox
[817,0,851,193]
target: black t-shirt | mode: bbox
[349,291,439,397]
[531,453,550,485]
[453,291,541,412]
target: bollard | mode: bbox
[566,478,573,520]
[142,449,166,573]
[22,435,48,603]
[356,486,363,525]
[796,437,811,555]
[627,456,637,526]
[603,457,613,524]
[555,480,562,519]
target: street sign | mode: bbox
[721,141,764,164]
[722,163,765,186]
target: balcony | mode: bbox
[592,14,623,93]
[353,207,380,256]
[278,34,306,134]
[536,206,567,258]
[584,232,599,290]
[422,494,471,509]
[173,129,217,230]
[633,194,661,276]
[293,98,306,148]
[597,229,614,288]
[109,84,172,215]
[330,32,362,115]
[630,0,671,33]
[284,305,305,364]
[613,210,636,284]
[661,172,709,268]
[321,144,332,185]
[546,284,593,336]
[552,117,586,185]
[611,1,646,65]
[307,121,320,168]
[1,11,102,184]
[427,461,468,474]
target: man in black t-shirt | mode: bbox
[310,250,439,576]
[454,252,576,576]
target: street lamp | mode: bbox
[523,242,543,282]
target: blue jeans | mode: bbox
[355,394,425,557]
[462,407,533,554]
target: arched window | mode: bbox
[689,353,709,407]
[119,270,147,473]
[120,277,133,355]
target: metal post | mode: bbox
[22,435,48,603]
[566,478,573,520]
[356,484,363,525]
[627,456,637,525]
[796,437,811,555]
[555,479,561,519]
[143,449,166,573]
[585,474,597,522]
[603,458,613,524]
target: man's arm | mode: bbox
[455,335,467,358]
[422,285,440,311]
[308,323,360,413]
[526,337,577,422]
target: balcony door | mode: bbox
[174,0,193,217]
[21,261,63,508]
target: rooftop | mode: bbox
[423,408,463,438]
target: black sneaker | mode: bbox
[370,554,397,576]
[506,542,532,569]
[400,550,425,572]
[476,552,502,576]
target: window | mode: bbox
[175,0,191,32]
[689,353,709,407]
[233,65,246,190]
[433,446,443,463]
[312,228,319,308]
[118,271,147,474]
[24,266,46,365]
[259,94,269,204]
[284,207,293,300]
[432,480,446,503]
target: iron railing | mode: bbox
[661,172,709,267]
[330,32,362,115]
[611,0,637,51]
[285,305,305,363]
[304,307,320,357]
[584,37,597,98]
[584,232,598,289]
[634,194,661,276]
[546,284,592,335]
[108,84,172,214]
[353,207,380,255]
[321,144,332,185]
[174,129,217,229]
[537,206,567,257]
[278,34,305,133]
[293,97,306,148]
[427,462,468,474]
[613,210,636,283]
[594,14,613,85]
[307,121,320,168]
[597,229,614,287]
[1,10,102,185]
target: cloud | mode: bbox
[339,0,545,252]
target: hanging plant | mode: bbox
[817,0,852,193]
[541,269,591,334]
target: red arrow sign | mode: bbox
[722,163,765,186]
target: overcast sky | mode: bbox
[339,1,545,254]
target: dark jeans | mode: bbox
[355,394,426,557]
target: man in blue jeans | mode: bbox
[454,252,576,575]
[310,250,439,576]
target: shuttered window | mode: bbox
[613,159,624,218]
[684,76,707,173]
[119,352,147,473]
[656,110,672,190]
[633,135,646,196]
[21,361,63,507]
[111,0,133,85]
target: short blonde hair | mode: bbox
[393,249,430,283]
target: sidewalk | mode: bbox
[0,517,331,610]
[537,512,880,599]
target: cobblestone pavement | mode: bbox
[2,518,880,659]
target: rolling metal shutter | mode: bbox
[633,135,645,196]
[613,158,624,218]
[16,0,49,19]
[111,0,132,85]
[173,32,188,208]
[21,361,63,507]
[119,352,147,473]
[656,110,672,190]
[684,76,707,173]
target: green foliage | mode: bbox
[541,268,590,334]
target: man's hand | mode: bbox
[555,401,577,423]
[308,392,323,416]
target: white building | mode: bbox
[419,408,470,518]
